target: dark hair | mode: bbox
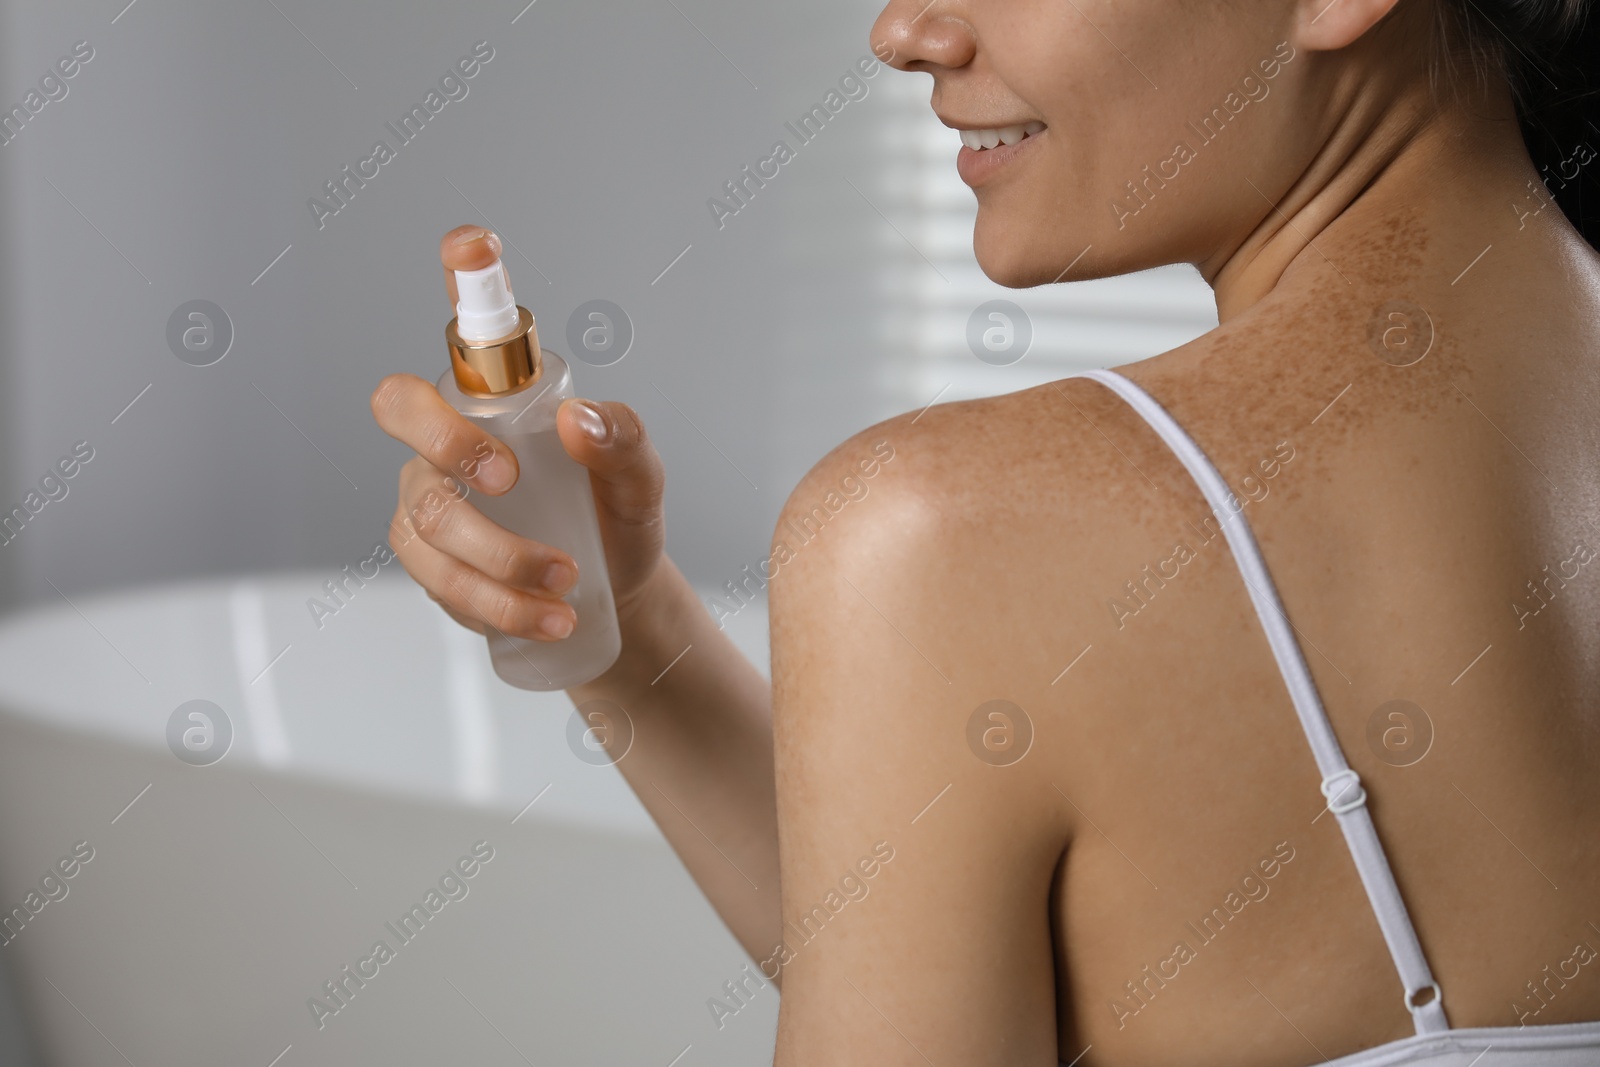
[1430,0,1600,250]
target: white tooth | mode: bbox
[960,129,983,150]
[1023,120,1046,136]
[978,129,1001,149]
[997,124,1027,146]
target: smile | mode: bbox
[955,122,1047,187]
[957,120,1046,150]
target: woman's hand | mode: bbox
[369,224,667,643]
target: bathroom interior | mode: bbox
[0,0,1216,1062]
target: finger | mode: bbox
[389,504,577,642]
[555,398,666,528]
[439,225,508,308]
[396,455,580,595]
[370,373,520,495]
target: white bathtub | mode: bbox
[0,568,778,1065]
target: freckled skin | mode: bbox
[958,199,1600,1064]
[770,1,1600,1064]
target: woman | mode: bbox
[371,0,1600,1062]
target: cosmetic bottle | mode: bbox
[436,258,621,690]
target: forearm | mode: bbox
[566,555,780,963]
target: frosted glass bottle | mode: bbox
[437,352,621,690]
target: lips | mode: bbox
[955,124,1046,187]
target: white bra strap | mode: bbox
[1071,368,1449,1035]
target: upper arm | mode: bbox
[767,421,1071,1065]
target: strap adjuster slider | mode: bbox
[1320,768,1367,814]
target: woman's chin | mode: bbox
[973,225,1063,289]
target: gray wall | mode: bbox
[0,0,945,612]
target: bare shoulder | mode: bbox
[764,369,1235,714]
[769,374,1186,605]
[762,291,1365,685]
[765,390,1111,1064]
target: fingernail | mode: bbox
[542,561,576,595]
[571,400,610,444]
[541,611,574,639]
[477,452,515,492]
[452,226,489,245]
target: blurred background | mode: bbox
[0,0,1216,1062]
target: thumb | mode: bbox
[556,398,664,527]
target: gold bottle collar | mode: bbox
[446,306,542,397]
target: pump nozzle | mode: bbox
[445,255,540,396]
[454,260,520,342]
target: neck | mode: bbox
[1199,72,1544,323]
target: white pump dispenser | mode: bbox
[453,261,521,342]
